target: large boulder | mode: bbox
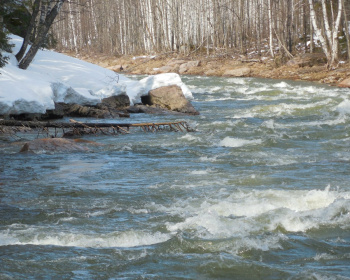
[19,138,96,153]
[142,85,199,115]
[152,65,176,74]
[338,77,350,88]
[223,67,251,77]
[179,61,201,74]
[42,102,66,119]
[101,94,130,109]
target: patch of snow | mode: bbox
[0,35,192,115]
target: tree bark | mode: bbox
[15,0,41,62]
[268,0,274,57]
[18,0,66,70]
[308,0,331,61]
[330,0,342,66]
[342,0,350,62]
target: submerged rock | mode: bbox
[19,138,98,153]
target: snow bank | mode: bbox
[0,35,192,115]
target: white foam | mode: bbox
[273,81,290,88]
[227,78,247,85]
[219,137,262,148]
[336,99,350,114]
[0,229,171,248]
[190,169,210,175]
[165,186,350,241]
[180,134,200,142]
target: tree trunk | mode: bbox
[342,0,350,62]
[330,0,342,67]
[18,0,66,70]
[308,0,331,61]
[15,0,41,62]
[268,0,274,57]
[286,0,293,53]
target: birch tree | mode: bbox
[48,0,348,66]
[308,0,343,68]
[17,0,66,70]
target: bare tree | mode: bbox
[48,0,349,67]
[308,0,343,68]
[17,0,66,70]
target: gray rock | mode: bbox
[100,94,130,109]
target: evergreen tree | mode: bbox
[0,15,13,68]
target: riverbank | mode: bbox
[69,51,350,87]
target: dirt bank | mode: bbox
[68,52,350,87]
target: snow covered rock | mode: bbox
[126,73,193,105]
[142,85,199,115]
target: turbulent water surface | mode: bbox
[1,76,350,279]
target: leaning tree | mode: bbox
[17,0,66,70]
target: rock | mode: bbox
[179,61,201,74]
[204,69,217,76]
[19,138,93,153]
[95,95,130,118]
[42,102,65,120]
[223,67,251,77]
[338,77,350,88]
[167,59,187,67]
[145,85,199,115]
[62,103,111,118]
[101,94,130,109]
[10,113,43,121]
[109,64,124,72]
[153,65,175,74]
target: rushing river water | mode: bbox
[1,76,350,279]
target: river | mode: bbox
[1,76,350,279]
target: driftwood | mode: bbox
[0,119,194,138]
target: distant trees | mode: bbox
[2,0,350,68]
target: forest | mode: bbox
[1,0,350,69]
[52,0,350,68]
